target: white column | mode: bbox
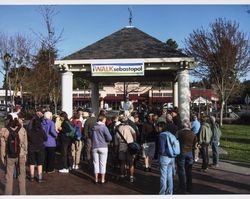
[173,81,178,107]
[91,82,99,115]
[178,69,190,122]
[61,71,73,118]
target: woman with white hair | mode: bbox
[41,111,58,173]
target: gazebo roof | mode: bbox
[63,26,188,60]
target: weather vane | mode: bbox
[128,7,133,27]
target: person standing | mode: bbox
[198,115,213,172]
[157,121,175,195]
[0,114,28,195]
[91,114,112,184]
[177,120,197,194]
[84,111,97,166]
[114,116,137,183]
[120,96,134,116]
[41,111,58,173]
[209,116,221,167]
[70,112,83,170]
[141,113,157,172]
[58,111,73,173]
[191,115,201,162]
[27,108,45,132]
[27,117,47,182]
[170,107,182,130]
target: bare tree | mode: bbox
[114,82,151,100]
[33,5,63,113]
[185,18,250,125]
[0,32,35,108]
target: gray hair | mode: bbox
[210,116,216,124]
[44,111,53,120]
[182,119,191,128]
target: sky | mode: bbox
[0,3,250,86]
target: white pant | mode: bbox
[92,147,108,174]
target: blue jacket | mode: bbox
[191,119,201,135]
[41,119,58,147]
[159,131,174,157]
[91,122,112,149]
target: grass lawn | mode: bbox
[220,124,250,163]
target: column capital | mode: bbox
[61,70,73,76]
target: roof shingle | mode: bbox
[63,27,188,60]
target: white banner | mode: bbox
[91,63,144,76]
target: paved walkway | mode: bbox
[0,155,249,195]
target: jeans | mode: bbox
[200,143,209,170]
[211,140,219,165]
[177,151,193,193]
[159,155,174,195]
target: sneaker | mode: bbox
[75,165,79,170]
[120,175,126,179]
[59,168,69,173]
[47,170,55,174]
[72,165,76,169]
[130,176,135,183]
[202,168,208,172]
[212,164,219,168]
[38,178,46,183]
[194,158,199,162]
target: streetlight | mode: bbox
[4,53,11,117]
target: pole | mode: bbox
[5,69,8,117]
[5,63,9,117]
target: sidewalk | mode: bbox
[73,157,250,194]
[0,156,249,195]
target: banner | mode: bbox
[91,63,144,76]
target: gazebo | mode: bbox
[55,26,196,121]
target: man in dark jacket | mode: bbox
[84,111,97,164]
[177,119,197,194]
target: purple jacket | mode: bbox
[41,119,58,147]
[91,122,112,149]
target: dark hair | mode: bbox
[77,107,84,112]
[98,114,106,122]
[59,111,68,120]
[32,117,43,131]
[6,115,21,128]
[17,111,25,119]
[156,121,167,132]
[72,112,80,120]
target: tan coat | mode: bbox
[0,127,28,163]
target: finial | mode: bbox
[128,7,133,27]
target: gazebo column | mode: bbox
[173,81,178,107]
[178,69,190,122]
[61,71,73,118]
[91,82,99,115]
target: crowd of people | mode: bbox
[0,104,222,195]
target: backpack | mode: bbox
[74,125,82,140]
[6,127,21,158]
[163,131,180,158]
[65,121,82,140]
[65,121,77,139]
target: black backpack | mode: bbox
[6,127,21,158]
